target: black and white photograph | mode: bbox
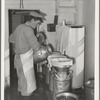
[1,0,99,100]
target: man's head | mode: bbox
[28,11,45,29]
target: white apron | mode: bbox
[20,49,37,96]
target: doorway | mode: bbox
[8,9,39,100]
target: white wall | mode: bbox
[75,0,83,25]
[82,0,95,82]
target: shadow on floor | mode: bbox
[5,86,48,100]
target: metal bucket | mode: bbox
[56,92,79,100]
[85,78,94,100]
[53,70,73,99]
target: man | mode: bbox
[9,11,45,97]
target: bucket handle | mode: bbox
[53,72,60,79]
[53,69,73,79]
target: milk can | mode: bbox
[47,53,74,99]
[53,68,73,99]
[47,52,63,90]
[51,57,73,100]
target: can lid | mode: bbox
[51,57,73,68]
[47,52,63,68]
[47,52,73,68]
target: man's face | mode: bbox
[36,20,42,27]
[31,19,42,29]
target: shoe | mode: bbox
[22,95,32,100]
[32,89,40,96]
[38,87,45,95]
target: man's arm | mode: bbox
[9,32,15,43]
[25,28,41,51]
